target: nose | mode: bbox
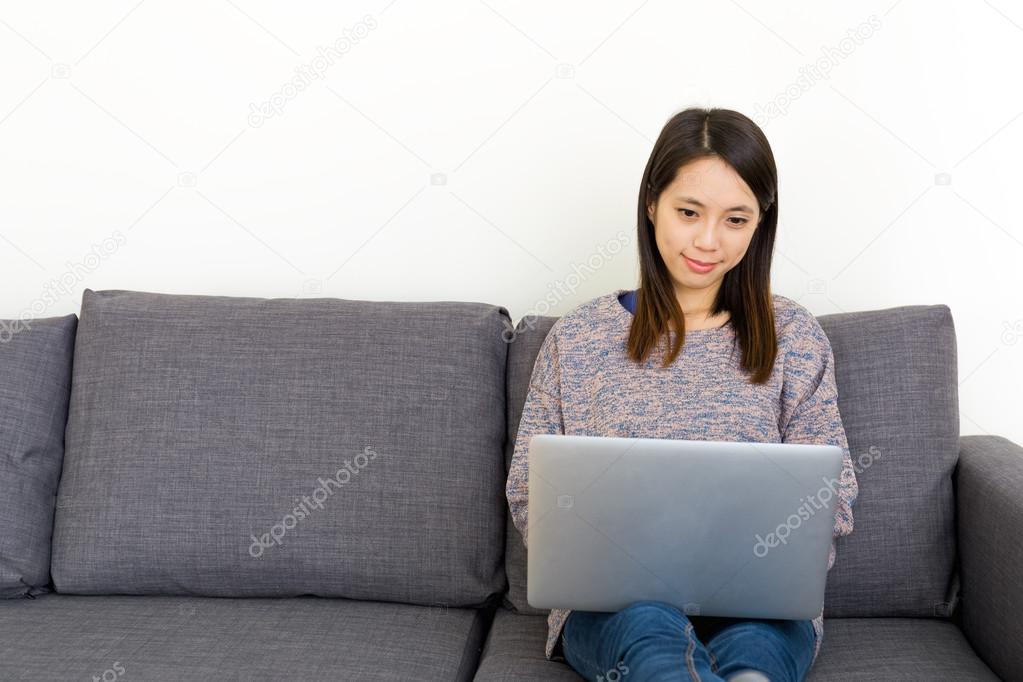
[693,220,719,251]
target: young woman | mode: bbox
[506,107,859,682]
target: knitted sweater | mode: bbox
[506,288,858,663]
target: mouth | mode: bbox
[683,255,720,273]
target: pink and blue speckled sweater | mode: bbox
[506,288,859,664]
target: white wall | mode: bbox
[1,0,1020,444]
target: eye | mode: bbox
[677,208,748,227]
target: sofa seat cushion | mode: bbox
[0,594,489,681]
[806,618,998,680]
[473,608,582,681]
[473,608,998,681]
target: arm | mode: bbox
[779,313,859,570]
[956,434,1023,679]
[506,330,565,547]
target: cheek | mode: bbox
[658,227,687,256]
[725,231,755,258]
[726,224,753,239]
[653,215,676,246]
[658,213,688,240]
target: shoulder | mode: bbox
[771,296,837,400]
[771,293,830,352]
[541,291,620,345]
[524,293,616,391]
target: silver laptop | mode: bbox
[526,434,844,620]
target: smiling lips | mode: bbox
[683,255,719,273]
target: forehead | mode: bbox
[666,157,756,206]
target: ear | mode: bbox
[646,201,656,223]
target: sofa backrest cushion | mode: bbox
[51,289,510,606]
[0,315,77,598]
[816,304,959,617]
[503,315,557,615]
[504,303,959,618]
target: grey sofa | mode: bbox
[0,289,1019,681]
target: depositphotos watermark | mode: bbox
[502,229,631,343]
[0,230,127,344]
[249,446,379,557]
[751,15,882,126]
[247,15,378,127]
[90,661,125,682]
[753,445,881,558]
[597,661,630,681]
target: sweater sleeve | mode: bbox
[778,310,859,568]
[506,328,565,548]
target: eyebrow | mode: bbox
[674,195,755,214]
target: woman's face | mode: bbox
[647,156,761,297]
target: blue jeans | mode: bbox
[560,600,816,681]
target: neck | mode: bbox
[674,284,720,319]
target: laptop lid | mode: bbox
[526,434,844,619]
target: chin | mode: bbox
[674,272,719,288]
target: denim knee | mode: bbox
[735,619,814,650]
[610,600,690,635]
[709,619,816,681]
[719,620,809,648]
[619,599,685,618]
[564,602,712,682]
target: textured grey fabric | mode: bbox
[473,608,584,680]
[0,314,77,598]
[957,434,1023,681]
[503,305,960,619]
[503,315,558,616]
[0,594,488,681]
[816,305,959,617]
[52,289,510,605]
[805,618,998,681]
[473,608,998,681]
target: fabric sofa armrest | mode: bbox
[956,434,1023,680]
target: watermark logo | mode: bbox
[249,446,379,557]
[752,15,883,126]
[1,230,127,344]
[753,446,881,558]
[597,661,629,681]
[247,15,378,127]
[91,661,125,682]
[1001,319,1023,345]
[502,229,631,343]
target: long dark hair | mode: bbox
[628,107,779,383]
